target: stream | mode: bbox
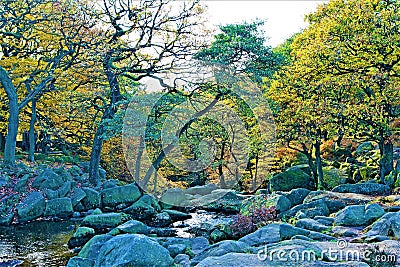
[0,221,76,267]
[0,211,234,266]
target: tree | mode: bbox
[270,0,400,186]
[87,0,207,186]
[0,0,98,166]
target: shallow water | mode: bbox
[0,221,76,267]
[172,210,234,238]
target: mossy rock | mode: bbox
[269,165,314,192]
[322,166,347,190]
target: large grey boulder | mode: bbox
[44,198,73,218]
[68,227,96,248]
[295,218,330,233]
[16,191,45,223]
[101,184,141,208]
[94,234,173,267]
[124,194,161,221]
[66,257,94,267]
[160,188,186,208]
[114,219,149,235]
[284,188,311,206]
[332,182,391,195]
[334,204,385,226]
[192,189,247,213]
[78,234,113,260]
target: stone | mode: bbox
[174,254,190,267]
[32,169,64,190]
[163,209,191,221]
[102,179,120,189]
[81,187,101,210]
[332,226,359,237]
[160,188,186,208]
[314,216,334,226]
[167,244,187,258]
[44,189,59,200]
[82,213,123,229]
[0,195,19,226]
[269,165,314,192]
[123,195,160,221]
[66,257,94,267]
[16,191,45,223]
[44,198,73,218]
[295,218,330,233]
[71,188,87,207]
[335,204,385,226]
[78,234,113,260]
[238,223,281,246]
[210,229,227,243]
[101,184,141,208]
[15,174,29,192]
[284,188,310,206]
[193,190,247,213]
[280,199,330,219]
[184,184,218,195]
[332,182,391,196]
[115,219,149,234]
[363,212,400,240]
[58,181,72,198]
[68,165,83,177]
[94,234,173,267]
[191,236,210,254]
[68,227,96,248]
[191,240,250,266]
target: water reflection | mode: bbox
[0,221,76,267]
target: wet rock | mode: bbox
[78,234,113,260]
[163,209,191,222]
[149,212,172,227]
[16,191,45,223]
[0,195,19,225]
[68,227,96,248]
[101,184,141,208]
[82,212,123,229]
[44,198,73,218]
[124,194,160,221]
[335,204,385,226]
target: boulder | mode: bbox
[184,184,218,196]
[81,187,101,210]
[160,188,186,208]
[163,209,191,221]
[280,199,330,219]
[68,227,96,248]
[66,257,94,267]
[71,188,87,207]
[0,195,19,225]
[94,234,173,267]
[284,188,310,207]
[191,240,250,266]
[124,194,160,221]
[334,204,385,226]
[32,169,64,190]
[114,219,149,235]
[16,191,45,223]
[44,198,73,218]
[167,244,187,258]
[332,182,391,196]
[295,218,330,233]
[82,213,123,229]
[101,184,141,208]
[269,165,314,192]
[78,234,113,260]
[192,189,247,213]
[363,212,400,240]
[149,212,172,227]
[58,181,72,198]
[174,254,190,267]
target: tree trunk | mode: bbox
[379,137,393,183]
[0,133,5,152]
[134,135,144,184]
[315,140,326,189]
[0,66,19,167]
[28,99,37,162]
[89,123,105,187]
[252,153,259,191]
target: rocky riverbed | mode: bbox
[1,162,400,266]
